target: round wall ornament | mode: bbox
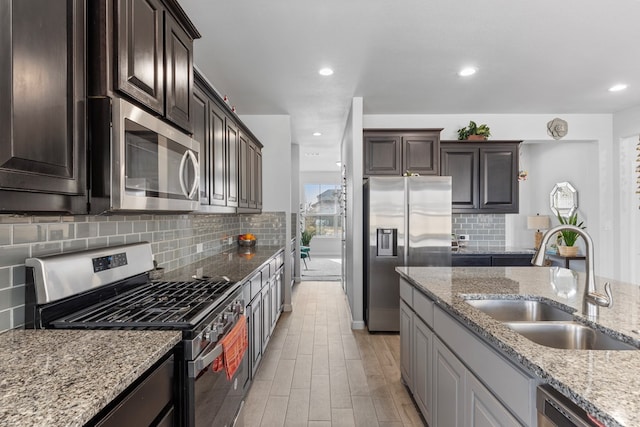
[547,118,568,140]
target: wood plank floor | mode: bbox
[241,281,426,427]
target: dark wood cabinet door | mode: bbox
[209,102,227,206]
[238,132,249,208]
[192,86,209,205]
[440,147,478,212]
[364,133,402,176]
[256,148,263,210]
[451,255,492,266]
[479,145,518,213]
[248,141,257,209]
[116,0,164,115]
[0,0,86,213]
[164,12,193,132]
[403,132,440,175]
[226,119,239,207]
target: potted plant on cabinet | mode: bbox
[457,121,491,140]
[556,213,585,257]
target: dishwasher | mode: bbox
[537,385,604,427]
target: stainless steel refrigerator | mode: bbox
[364,176,452,332]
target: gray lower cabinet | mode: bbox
[246,251,285,378]
[413,316,433,424]
[433,337,465,427]
[400,278,536,426]
[399,300,413,388]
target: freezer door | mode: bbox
[407,176,452,266]
[366,177,405,332]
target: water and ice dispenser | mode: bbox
[376,228,397,256]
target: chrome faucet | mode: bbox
[531,224,612,317]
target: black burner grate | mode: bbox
[51,280,237,328]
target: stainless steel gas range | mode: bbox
[25,242,249,427]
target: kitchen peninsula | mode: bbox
[396,266,640,427]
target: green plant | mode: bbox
[457,121,491,140]
[557,213,586,246]
[301,230,315,246]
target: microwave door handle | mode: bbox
[178,150,190,198]
[186,149,200,200]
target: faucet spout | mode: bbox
[531,224,612,315]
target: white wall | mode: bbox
[364,113,615,279]
[613,106,640,283]
[240,114,295,308]
[342,98,365,329]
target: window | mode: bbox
[302,184,343,238]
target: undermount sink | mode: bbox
[465,299,575,322]
[504,322,638,351]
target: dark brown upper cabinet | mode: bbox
[89,0,200,133]
[364,129,441,177]
[0,0,87,213]
[194,71,261,214]
[440,141,520,214]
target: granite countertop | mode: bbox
[0,329,181,427]
[452,246,535,255]
[396,266,640,427]
[161,245,285,283]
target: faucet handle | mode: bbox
[587,282,613,308]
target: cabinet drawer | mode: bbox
[400,278,413,306]
[413,290,434,327]
[434,306,536,424]
[249,272,262,299]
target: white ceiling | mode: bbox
[180,0,640,171]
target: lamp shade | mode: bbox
[527,215,550,230]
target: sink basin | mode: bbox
[465,299,574,322]
[504,322,637,351]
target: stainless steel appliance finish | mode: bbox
[25,242,154,305]
[537,385,600,426]
[364,176,452,332]
[90,97,200,213]
[25,243,249,427]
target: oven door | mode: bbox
[187,316,250,427]
[111,97,200,212]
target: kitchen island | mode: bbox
[396,266,640,427]
[0,329,181,427]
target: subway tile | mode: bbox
[63,240,87,253]
[133,221,147,233]
[48,223,75,241]
[0,215,31,224]
[33,216,61,223]
[0,268,10,290]
[87,237,109,248]
[12,266,25,287]
[117,222,133,234]
[108,236,126,246]
[13,225,47,244]
[0,286,25,311]
[0,245,30,268]
[0,225,10,245]
[125,234,141,244]
[31,242,62,257]
[12,305,25,328]
[76,223,98,238]
[99,222,118,236]
[0,310,10,332]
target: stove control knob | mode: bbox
[203,326,212,341]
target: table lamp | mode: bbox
[527,214,550,250]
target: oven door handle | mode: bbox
[188,340,224,377]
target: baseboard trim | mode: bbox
[351,320,366,330]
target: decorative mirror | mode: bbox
[549,182,578,217]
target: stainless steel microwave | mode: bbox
[89,97,200,213]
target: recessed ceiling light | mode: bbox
[313,132,322,136]
[609,83,628,92]
[458,67,477,77]
[318,67,334,76]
